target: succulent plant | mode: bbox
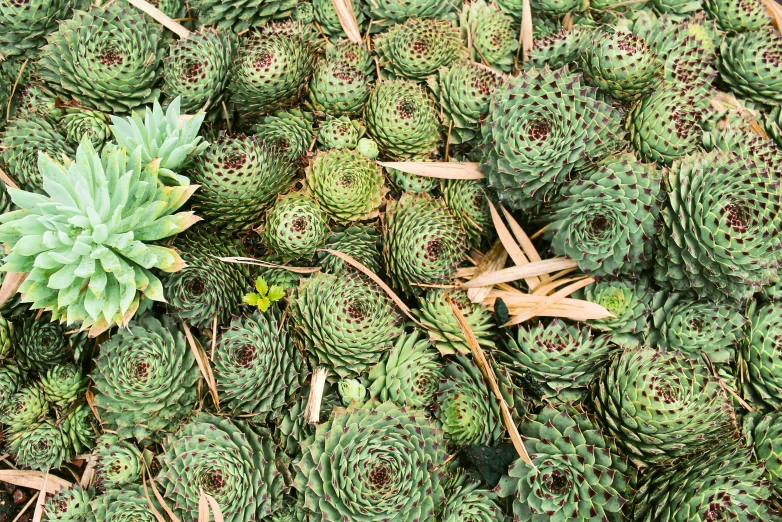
[326,40,375,77]
[0,0,79,61]
[442,475,506,522]
[290,272,404,378]
[742,302,782,409]
[89,486,164,522]
[214,310,307,418]
[229,29,315,117]
[263,192,329,261]
[274,383,339,457]
[440,180,493,247]
[252,109,314,162]
[306,148,386,223]
[765,106,782,149]
[375,18,462,80]
[497,407,630,522]
[719,29,782,106]
[162,29,236,115]
[317,224,382,275]
[312,0,367,39]
[365,0,460,27]
[307,60,371,116]
[191,0,296,31]
[91,315,199,442]
[2,385,48,435]
[702,0,770,31]
[295,401,447,521]
[382,195,467,296]
[37,3,163,113]
[357,138,379,159]
[529,26,595,69]
[364,79,441,159]
[158,414,288,521]
[649,0,703,20]
[14,317,76,372]
[0,115,74,191]
[0,363,24,412]
[61,404,95,455]
[633,444,779,521]
[0,140,200,335]
[43,486,92,522]
[460,1,519,73]
[8,420,71,471]
[532,0,583,14]
[61,109,110,152]
[338,378,367,405]
[316,117,361,149]
[480,67,622,211]
[92,433,143,489]
[368,330,443,409]
[386,163,438,193]
[40,364,87,408]
[745,412,782,497]
[655,151,782,302]
[594,347,734,466]
[412,289,494,356]
[547,153,661,278]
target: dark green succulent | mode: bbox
[307,60,371,116]
[529,26,595,69]
[0,316,14,360]
[43,485,92,522]
[61,404,94,455]
[274,383,339,457]
[460,1,518,73]
[532,0,583,14]
[386,162,437,193]
[191,0,296,31]
[745,412,782,497]
[0,115,73,191]
[649,0,703,20]
[365,0,459,27]
[318,224,382,275]
[719,28,782,106]
[412,289,493,356]
[442,475,506,522]
[14,317,78,372]
[92,433,143,490]
[440,180,493,247]
[61,109,110,152]
[8,420,70,471]
[2,385,48,435]
[89,486,164,522]
[40,364,87,408]
[0,0,80,61]
[765,106,782,149]
[0,363,24,412]
[375,17,462,80]
[263,192,329,261]
[252,108,314,162]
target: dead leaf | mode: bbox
[0,167,19,190]
[489,202,539,289]
[0,272,27,307]
[503,277,597,326]
[330,0,363,43]
[204,493,225,522]
[466,241,508,304]
[378,161,484,180]
[763,0,782,31]
[142,468,178,522]
[217,256,320,274]
[31,473,47,522]
[182,322,219,409]
[0,471,71,494]
[305,368,328,424]
[461,258,578,288]
[520,0,533,62]
[125,0,191,38]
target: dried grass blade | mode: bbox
[330,0,363,43]
[466,241,508,304]
[143,467,179,522]
[489,202,539,288]
[31,474,47,522]
[198,489,210,522]
[531,275,587,296]
[0,272,27,307]
[205,494,225,522]
[446,295,534,467]
[126,0,191,38]
[461,258,578,288]
[500,303,613,321]
[305,367,328,424]
[377,161,484,180]
[0,167,19,190]
[503,277,598,326]
[182,322,219,409]
[521,0,533,62]
[763,0,782,31]
[13,492,38,522]
[0,471,71,494]
[217,256,320,273]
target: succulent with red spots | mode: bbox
[374,17,462,81]
[7,419,71,471]
[315,116,362,150]
[0,0,82,61]
[460,0,518,73]
[307,59,371,116]
[364,0,460,29]
[412,289,494,356]
[61,108,110,152]
[496,406,631,522]
[318,224,382,275]
[741,301,782,409]
[290,272,404,378]
[91,433,143,490]
[89,486,165,522]
[703,0,770,31]
[650,0,703,20]
[190,0,296,32]
[326,40,375,77]
[0,115,73,191]
[294,400,447,521]
[252,108,314,161]
[263,192,329,261]
[312,0,367,40]
[718,28,782,106]
[442,474,507,522]
[42,485,92,522]
[441,179,493,247]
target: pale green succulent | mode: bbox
[584,30,663,101]
[326,40,375,77]
[745,412,782,498]
[743,302,782,409]
[703,0,770,31]
[442,475,507,522]
[89,486,165,522]
[43,486,92,522]
[2,385,48,436]
[313,0,367,39]
[386,163,437,193]
[316,117,362,149]
[357,138,379,159]
[412,289,493,356]
[441,179,493,247]
[92,433,143,490]
[375,18,462,80]
[364,0,460,27]
[307,60,371,116]
[574,277,653,348]
[40,364,87,408]
[719,29,782,106]
[338,379,367,405]
[460,1,518,73]
[61,109,111,152]
[263,192,328,261]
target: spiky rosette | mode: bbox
[307,60,371,116]
[162,29,236,115]
[594,347,734,466]
[746,412,782,497]
[317,224,382,275]
[428,61,503,147]
[191,135,297,232]
[214,310,307,418]
[433,355,501,446]
[229,29,315,117]
[547,153,660,278]
[364,79,441,159]
[89,486,164,522]
[1,385,48,436]
[375,18,462,80]
[252,108,314,162]
[480,67,622,211]
[742,302,782,409]
[368,330,443,409]
[441,180,493,247]
[43,486,92,522]
[531,0,582,14]
[766,106,782,149]
[158,414,288,521]
[61,109,110,152]
[703,0,770,31]
[290,272,404,378]
[14,317,78,372]
[633,444,779,521]
[263,192,328,261]
[316,117,361,149]
[500,319,613,403]
[313,0,367,39]
[326,40,375,77]
[649,291,745,363]
[0,363,24,412]
[92,433,143,489]
[655,151,782,301]
[40,364,87,408]
[61,404,94,454]
[529,26,595,69]
[0,316,13,360]
[460,1,518,73]
[386,162,437,193]
[649,0,703,20]
[364,0,459,27]
[719,29,782,106]
[306,148,386,223]
[0,140,200,335]
[412,289,493,356]
[0,115,73,191]
[8,420,70,471]
[274,383,339,457]
[0,0,78,60]
[295,401,447,521]
[191,0,296,31]
[37,3,163,113]
[91,315,199,442]
[497,406,630,522]
[443,475,506,522]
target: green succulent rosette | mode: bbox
[531,0,582,14]
[61,403,95,455]
[159,413,288,521]
[765,106,782,149]
[703,0,770,31]
[364,79,441,160]
[40,364,87,408]
[0,0,78,61]
[326,40,375,77]
[316,117,361,150]
[267,496,309,522]
[0,115,73,191]
[529,26,595,69]
[2,385,48,435]
[92,433,143,490]
[497,406,630,522]
[317,224,382,275]
[594,347,734,466]
[433,355,502,446]
[307,60,371,116]
[8,420,71,471]
[460,1,519,73]
[442,475,506,522]
[574,277,653,348]
[382,195,467,296]
[745,412,782,497]
[89,486,165,522]
[0,316,13,360]
[37,3,163,113]
[428,61,503,147]
[313,0,367,39]
[633,444,779,522]
[214,310,307,418]
[254,254,313,292]
[0,363,24,412]
[229,29,315,117]
[61,109,110,152]
[375,18,462,80]
[274,383,339,457]
[191,0,296,31]
[649,0,703,20]
[364,0,459,27]
[91,315,199,442]
[412,289,493,356]
[368,330,443,409]
[266,18,325,53]
[440,180,493,247]
[649,291,746,363]
[337,378,367,406]
[742,302,782,409]
[263,192,329,261]
[162,28,236,115]
[306,148,386,223]
[191,135,297,233]
[43,485,92,522]
[654,151,782,302]
[480,67,622,211]
[14,317,77,372]
[386,163,437,193]
[719,28,782,106]
[294,401,447,521]
[290,272,404,378]
[547,153,660,278]
[252,109,314,162]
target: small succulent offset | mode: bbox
[243,276,286,312]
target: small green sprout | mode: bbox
[243,276,285,312]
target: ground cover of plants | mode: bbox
[0,0,782,520]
